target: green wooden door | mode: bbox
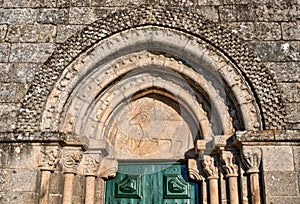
[105,162,200,204]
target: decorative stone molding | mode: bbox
[62,151,83,174]
[241,147,261,174]
[83,155,100,176]
[39,147,60,171]
[17,5,284,134]
[202,155,219,179]
[221,151,239,177]
[188,158,203,181]
[98,158,118,179]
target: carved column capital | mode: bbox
[39,147,61,171]
[202,155,219,179]
[221,151,239,177]
[188,158,203,181]
[83,155,100,177]
[98,158,118,179]
[62,151,83,174]
[241,146,261,174]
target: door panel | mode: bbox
[105,162,199,204]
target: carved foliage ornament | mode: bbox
[83,155,100,176]
[202,155,219,179]
[241,146,261,174]
[221,151,239,177]
[39,148,61,171]
[62,151,83,174]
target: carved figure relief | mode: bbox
[39,148,60,171]
[107,97,194,158]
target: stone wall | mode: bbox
[0,0,299,203]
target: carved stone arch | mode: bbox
[41,27,261,136]
[16,6,285,132]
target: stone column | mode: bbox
[221,151,239,204]
[62,151,82,204]
[241,147,262,204]
[202,155,219,204]
[83,155,100,204]
[38,148,60,204]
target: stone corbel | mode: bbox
[98,158,118,179]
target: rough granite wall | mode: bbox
[0,0,299,204]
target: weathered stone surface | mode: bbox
[0,103,19,131]
[0,43,10,62]
[252,41,300,62]
[69,7,114,24]
[265,62,300,82]
[198,6,219,22]
[262,146,294,171]
[10,43,55,62]
[294,147,300,171]
[221,22,255,41]
[285,103,300,123]
[37,8,68,25]
[6,24,56,42]
[0,9,37,24]
[283,22,300,40]
[49,172,64,194]
[56,25,83,43]
[0,192,37,204]
[264,172,299,196]
[3,0,56,8]
[219,5,255,22]
[254,22,281,40]
[266,196,300,204]
[0,83,26,103]
[278,83,300,103]
[49,194,62,204]
[0,63,37,83]
[0,25,7,42]
[9,169,38,191]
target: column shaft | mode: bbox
[250,173,260,204]
[39,170,51,204]
[228,176,239,204]
[63,173,75,204]
[85,176,96,204]
[209,178,219,204]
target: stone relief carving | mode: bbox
[39,148,60,171]
[107,97,193,158]
[202,155,219,179]
[98,158,118,179]
[83,155,100,176]
[62,151,83,174]
[188,158,203,181]
[241,146,262,173]
[221,151,239,177]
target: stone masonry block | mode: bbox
[69,7,97,24]
[262,146,294,171]
[252,41,300,62]
[49,172,64,194]
[264,172,299,196]
[0,43,10,62]
[37,8,68,25]
[0,191,37,204]
[0,83,26,103]
[0,25,7,42]
[56,25,84,43]
[282,22,300,40]
[10,43,55,63]
[0,9,37,24]
[221,22,255,41]
[0,63,38,83]
[9,169,38,192]
[6,24,56,43]
[264,62,300,83]
[285,103,300,123]
[293,147,300,171]
[0,103,20,131]
[278,83,300,103]
[254,22,281,41]
[3,0,56,8]
[266,196,300,204]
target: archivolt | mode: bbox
[16,5,285,132]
